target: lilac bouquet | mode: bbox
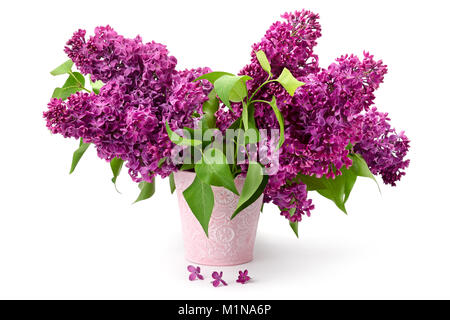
[44,10,410,237]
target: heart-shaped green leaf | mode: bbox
[195,148,239,195]
[110,157,124,185]
[180,163,195,171]
[157,157,167,168]
[65,72,85,88]
[214,75,252,108]
[277,68,305,96]
[165,122,202,147]
[50,60,74,76]
[194,71,234,84]
[343,171,357,203]
[90,76,105,95]
[183,176,215,236]
[135,180,156,203]
[349,153,380,193]
[268,97,284,149]
[244,103,259,144]
[52,72,86,100]
[232,162,267,219]
[202,89,219,129]
[296,173,327,191]
[69,138,90,174]
[280,206,299,238]
[290,221,299,238]
[255,50,272,77]
[169,173,176,194]
[242,102,249,131]
[297,154,379,214]
[315,173,350,214]
[297,169,356,214]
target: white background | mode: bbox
[0,0,449,299]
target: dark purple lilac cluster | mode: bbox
[44,11,410,225]
[215,10,409,222]
[353,108,410,186]
[45,26,211,182]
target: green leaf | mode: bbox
[296,173,327,191]
[229,76,252,102]
[233,174,268,219]
[52,72,86,100]
[255,50,272,77]
[214,75,252,108]
[289,221,299,238]
[110,157,124,185]
[281,206,299,238]
[244,103,259,144]
[277,68,305,96]
[195,148,239,195]
[268,97,284,149]
[297,170,354,214]
[297,154,379,214]
[158,157,167,168]
[242,102,249,131]
[165,122,202,147]
[349,154,380,193]
[52,87,78,100]
[346,142,353,150]
[343,171,357,203]
[183,176,215,236]
[169,173,176,194]
[180,163,195,171]
[232,162,267,219]
[65,72,85,88]
[90,77,105,94]
[234,104,259,147]
[69,139,90,174]
[51,88,66,100]
[135,180,156,203]
[194,71,234,84]
[202,89,219,129]
[50,59,74,76]
[316,174,348,214]
[227,118,241,131]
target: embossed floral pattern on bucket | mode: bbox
[175,171,262,266]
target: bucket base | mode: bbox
[185,256,253,267]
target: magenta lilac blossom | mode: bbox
[236,270,251,284]
[353,108,410,186]
[211,271,227,287]
[44,11,410,231]
[187,265,204,281]
[215,10,409,224]
[45,26,212,182]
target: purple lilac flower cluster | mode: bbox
[215,10,409,222]
[44,11,410,225]
[44,26,211,182]
[353,108,410,186]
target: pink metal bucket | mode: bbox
[174,171,262,266]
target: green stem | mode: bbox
[233,118,243,174]
[252,99,271,106]
[249,79,277,103]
